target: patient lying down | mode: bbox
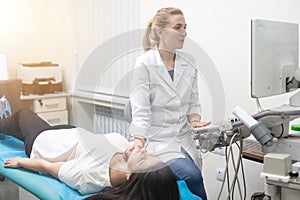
[1,109,179,200]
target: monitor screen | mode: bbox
[251,19,299,98]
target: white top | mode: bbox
[129,48,201,163]
[30,128,129,194]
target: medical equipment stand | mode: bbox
[194,105,300,200]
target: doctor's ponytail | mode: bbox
[142,20,156,52]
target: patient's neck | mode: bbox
[109,167,128,187]
[109,153,129,187]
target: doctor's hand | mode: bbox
[125,143,144,158]
[190,121,211,128]
[125,137,145,153]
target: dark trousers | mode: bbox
[0,109,75,157]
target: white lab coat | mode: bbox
[129,48,203,169]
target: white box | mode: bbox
[17,62,62,84]
[263,153,291,176]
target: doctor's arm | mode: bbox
[188,69,210,128]
[129,63,152,150]
[4,157,63,179]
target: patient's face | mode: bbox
[124,149,162,173]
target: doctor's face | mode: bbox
[158,14,187,52]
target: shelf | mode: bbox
[21,92,70,100]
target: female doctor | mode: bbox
[129,7,209,199]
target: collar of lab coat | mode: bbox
[152,47,188,90]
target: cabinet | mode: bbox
[21,92,69,126]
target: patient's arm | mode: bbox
[4,157,64,179]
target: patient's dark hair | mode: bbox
[85,163,179,200]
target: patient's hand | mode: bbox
[190,121,211,128]
[4,157,25,168]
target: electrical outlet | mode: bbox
[213,147,226,156]
[216,167,225,182]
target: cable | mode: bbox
[226,134,238,200]
[235,141,247,200]
[225,146,231,197]
[217,141,232,199]
[217,133,238,200]
[229,140,243,200]
[276,123,284,139]
[254,98,264,112]
[217,131,248,200]
[228,140,243,200]
[240,152,247,200]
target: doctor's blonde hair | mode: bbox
[142,7,184,52]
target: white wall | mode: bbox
[1,0,300,199]
[73,0,141,96]
[0,0,76,91]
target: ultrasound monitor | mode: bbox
[251,19,299,99]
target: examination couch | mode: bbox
[0,79,201,200]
